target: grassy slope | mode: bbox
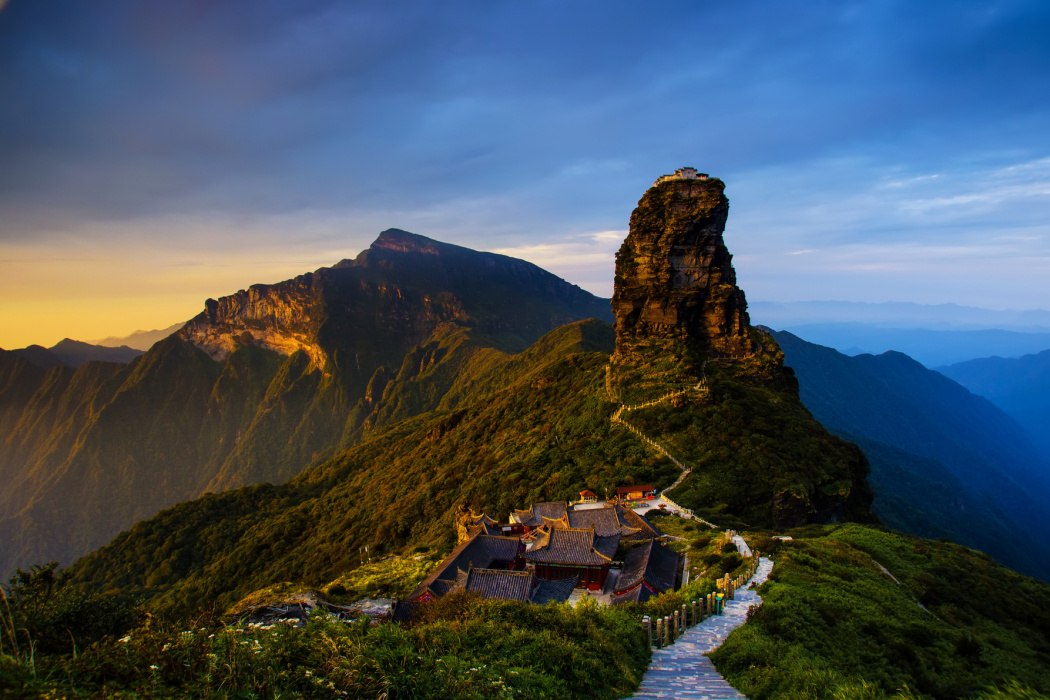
[846,433,1035,577]
[653,331,874,528]
[713,524,1050,699]
[2,594,650,700]
[69,321,682,614]
[69,323,869,617]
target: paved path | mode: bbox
[628,557,774,699]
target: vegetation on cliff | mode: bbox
[63,317,870,618]
[773,330,1050,580]
[0,231,614,580]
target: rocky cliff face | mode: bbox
[612,174,753,360]
[180,229,610,382]
[179,274,330,367]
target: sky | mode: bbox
[2,0,1050,348]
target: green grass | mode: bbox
[1,594,649,699]
[321,554,440,602]
[711,524,1050,699]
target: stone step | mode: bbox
[624,557,774,699]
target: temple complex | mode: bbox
[405,494,681,610]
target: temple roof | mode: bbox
[542,514,570,529]
[454,568,534,603]
[616,484,655,494]
[408,531,521,600]
[610,586,658,606]
[524,526,619,566]
[531,576,578,604]
[615,504,664,540]
[466,521,502,538]
[391,599,422,623]
[567,505,629,537]
[471,513,499,527]
[513,501,569,527]
[614,539,680,595]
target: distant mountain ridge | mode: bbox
[9,339,143,368]
[92,323,184,351]
[773,330,1050,579]
[179,228,610,372]
[0,229,614,579]
[774,323,1050,367]
[751,300,1050,330]
[940,349,1050,459]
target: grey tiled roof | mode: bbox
[408,532,522,600]
[614,539,680,595]
[513,501,568,527]
[428,579,456,598]
[391,599,422,623]
[615,504,664,540]
[454,568,534,603]
[467,522,502,538]
[471,513,499,527]
[566,506,624,537]
[594,534,621,560]
[531,576,578,604]
[610,586,658,606]
[524,527,618,566]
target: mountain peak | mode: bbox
[370,228,447,255]
[612,171,753,359]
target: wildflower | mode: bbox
[149,665,159,671]
[118,635,131,643]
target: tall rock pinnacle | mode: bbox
[612,169,753,360]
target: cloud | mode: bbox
[2,0,1050,343]
[493,230,625,296]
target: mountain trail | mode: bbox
[627,556,774,699]
[607,362,713,526]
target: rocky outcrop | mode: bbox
[180,228,613,381]
[612,173,753,360]
[179,274,329,367]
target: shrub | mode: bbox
[2,563,139,656]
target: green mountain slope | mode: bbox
[0,231,614,579]
[713,524,1050,699]
[67,320,870,616]
[939,349,1050,458]
[772,330,1050,580]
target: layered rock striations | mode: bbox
[179,275,330,367]
[612,172,753,360]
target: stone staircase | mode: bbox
[628,557,774,699]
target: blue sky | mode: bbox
[2,0,1049,347]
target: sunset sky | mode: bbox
[2,0,1050,348]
